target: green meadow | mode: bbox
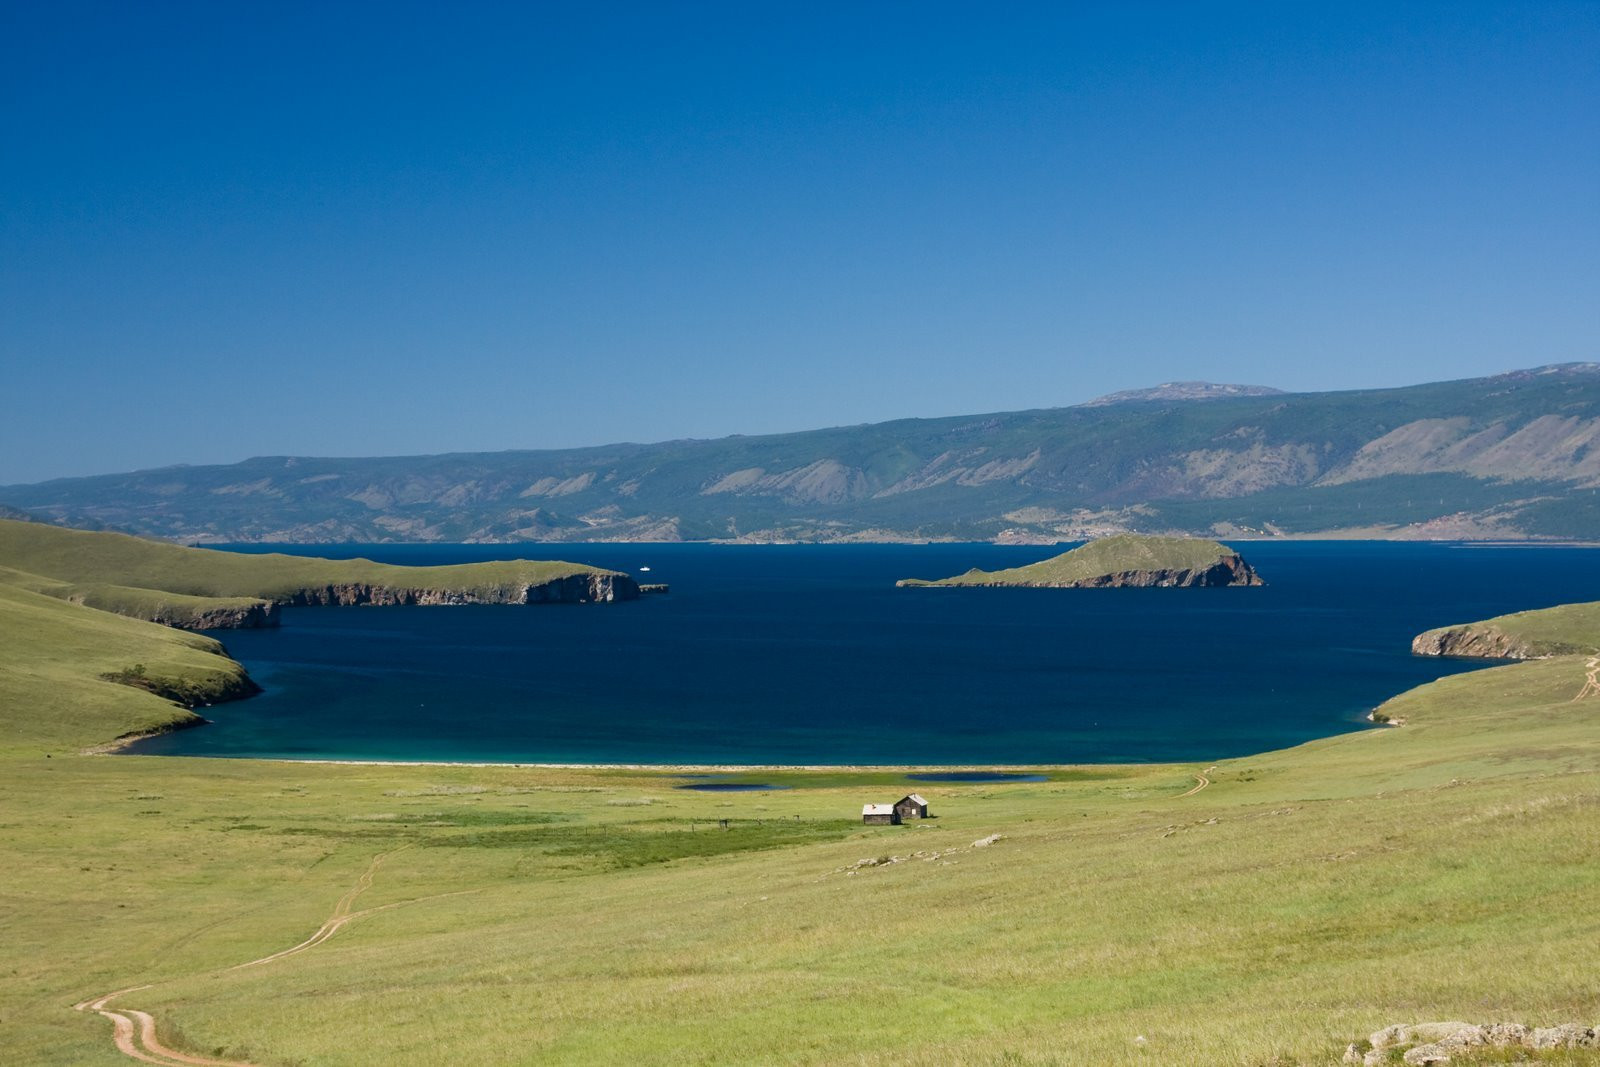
[0,518,618,630]
[1,529,1598,1063]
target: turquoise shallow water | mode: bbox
[125,541,1600,765]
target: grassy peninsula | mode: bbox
[2,530,1598,1063]
[898,533,1263,588]
[0,519,636,749]
[0,518,633,622]
[1414,601,1600,659]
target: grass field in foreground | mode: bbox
[1,596,1598,1063]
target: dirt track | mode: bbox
[75,848,470,1066]
[1573,655,1600,702]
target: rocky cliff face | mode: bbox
[1410,625,1578,659]
[280,572,639,607]
[1050,555,1263,588]
[160,601,281,630]
[903,553,1262,589]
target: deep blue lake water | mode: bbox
[124,542,1600,765]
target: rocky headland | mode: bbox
[139,599,282,630]
[1412,601,1600,660]
[0,519,648,739]
[0,517,641,633]
[278,572,637,610]
[1411,625,1555,659]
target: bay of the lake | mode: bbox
[124,541,1600,765]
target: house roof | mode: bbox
[862,804,895,816]
[900,794,928,806]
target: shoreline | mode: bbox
[108,751,1161,771]
[203,536,1600,549]
[91,537,1525,767]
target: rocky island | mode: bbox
[896,534,1264,588]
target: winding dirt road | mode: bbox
[75,848,468,1066]
[1177,770,1212,798]
[1572,655,1600,702]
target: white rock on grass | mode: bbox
[1402,1043,1452,1065]
[1532,1024,1599,1048]
[1364,1019,1598,1064]
[1370,1022,1475,1049]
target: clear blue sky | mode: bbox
[3,1,1597,484]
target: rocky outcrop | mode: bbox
[1029,555,1262,588]
[1411,624,1577,660]
[1345,1020,1598,1064]
[280,572,639,607]
[149,601,281,630]
[102,661,262,709]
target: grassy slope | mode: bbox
[0,583,253,752]
[0,601,1595,1062]
[901,534,1242,586]
[1417,600,1600,657]
[0,563,271,628]
[0,521,638,751]
[0,518,614,603]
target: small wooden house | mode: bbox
[862,803,899,826]
[894,793,929,820]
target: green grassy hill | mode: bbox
[0,582,255,751]
[0,520,641,750]
[1414,600,1600,659]
[899,534,1261,587]
[0,518,626,607]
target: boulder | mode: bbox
[1531,1023,1598,1049]
[1402,1043,1452,1065]
[1370,1023,1475,1049]
[1478,1022,1529,1047]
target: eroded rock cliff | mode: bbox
[1411,625,1579,659]
[280,572,639,607]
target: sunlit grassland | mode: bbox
[0,519,635,753]
[0,582,251,751]
[1416,600,1600,658]
[3,564,1599,1064]
[1,645,1596,1064]
[0,519,611,602]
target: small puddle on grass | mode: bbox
[674,782,791,792]
[906,772,1048,783]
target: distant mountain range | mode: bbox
[1078,381,1286,406]
[7,364,1600,543]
